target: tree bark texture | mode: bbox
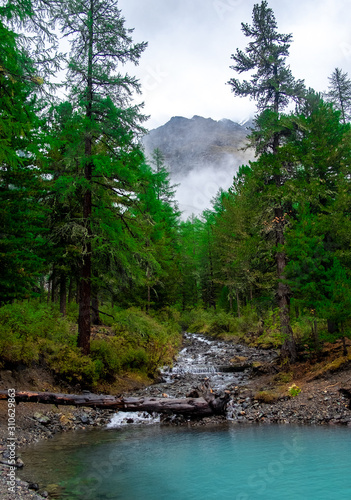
[0,390,229,417]
[77,4,94,355]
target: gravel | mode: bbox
[0,332,350,498]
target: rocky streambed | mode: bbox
[1,332,351,498]
[128,333,351,427]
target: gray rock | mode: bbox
[34,413,51,425]
[80,413,90,424]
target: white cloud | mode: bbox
[118,0,351,129]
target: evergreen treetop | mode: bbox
[326,67,351,124]
[228,0,305,114]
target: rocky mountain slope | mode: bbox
[143,115,255,217]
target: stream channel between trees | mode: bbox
[16,334,351,500]
[108,332,278,426]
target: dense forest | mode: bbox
[1,0,351,388]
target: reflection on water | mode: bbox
[19,424,351,500]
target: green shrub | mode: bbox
[181,308,213,334]
[90,338,122,377]
[112,308,181,373]
[0,302,182,386]
[288,384,301,397]
[0,301,73,343]
[121,347,149,370]
[181,307,260,340]
[45,344,99,386]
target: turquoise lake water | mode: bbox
[19,424,351,499]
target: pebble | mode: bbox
[0,332,350,497]
[0,407,115,499]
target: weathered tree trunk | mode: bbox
[0,390,229,417]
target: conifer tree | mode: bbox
[54,0,147,354]
[0,2,48,303]
[326,68,351,124]
[228,0,305,361]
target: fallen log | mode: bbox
[0,390,229,417]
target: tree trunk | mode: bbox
[275,205,296,363]
[327,319,338,334]
[78,4,94,356]
[47,277,51,304]
[51,267,57,303]
[78,242,91,355]
[146,265,151,314]
[0,390,229,418]
[91,294,102,326]
[68,277,74,304]
[236,289,241,318]
[59,273,67,316]
[76,277,80,304]
[229,292,233,311]
[277,256,296,361]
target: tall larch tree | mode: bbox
[0,0,56,304]
[228,0,305,361]
[55,0,147,354]
[326,68,351,124]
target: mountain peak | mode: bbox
[142,115,254,216]
[143,115,253,176]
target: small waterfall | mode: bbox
[166,364,218,375]
[107,411,161,428]
[108,333,251,426]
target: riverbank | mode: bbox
[0,333,351,498]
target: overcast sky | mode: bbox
[117,0,351,130]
